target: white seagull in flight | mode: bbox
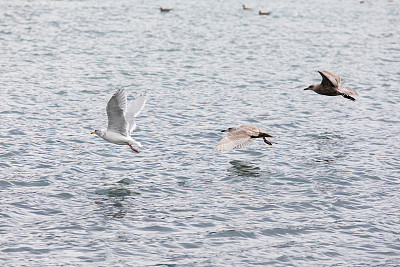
[91,87,147,153]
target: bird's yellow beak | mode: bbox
[90,131,94,134]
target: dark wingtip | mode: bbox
[317,70,325,78]
[342,94,356,101]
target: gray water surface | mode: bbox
[1,0,400,266]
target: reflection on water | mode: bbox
[312,157,338,164]
[94,182,140,219]
[308,132,347,165]
[228,160,261,178]
[309,132,344,141]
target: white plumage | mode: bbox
[91,87,147,153]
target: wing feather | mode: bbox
[235,139,255,149]
[319,70,340,87]
[125,92,147,134]
[214,129,253,152]
[106,87,128,136]
[337,86,358,96]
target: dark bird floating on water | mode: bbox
[259,10,271,15]
[160,7,172,12]
[242,5,252,10]
[214,125,275,152]
[304,70,359,101]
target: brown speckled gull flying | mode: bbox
[214,124,274,152]
[304,70,359,101]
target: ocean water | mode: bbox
[1,0,400,266]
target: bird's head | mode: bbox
[221,127,235,133]
[90,129,105,137]
[304,84,316,91]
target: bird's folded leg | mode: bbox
[263,137,272,145]
[128,144,139,153]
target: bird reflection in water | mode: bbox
[228,160,261,178]
[309,132,345,165]
[95,185,138,219]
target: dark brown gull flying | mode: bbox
[304,70,358,101]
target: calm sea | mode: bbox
[1,0,399,266]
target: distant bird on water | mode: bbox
[160,7,172,12]
[259,10,271,15]
[214,125,275,152]
[242,5,252,10]
[91,87,147,153]
[304,70,359,101]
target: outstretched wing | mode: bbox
[106,87,128,136]
[319,70,341,87]
[214,129,254,152]
[235,139,256,149]
[125,92,147,134]
[338,86,358,96]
